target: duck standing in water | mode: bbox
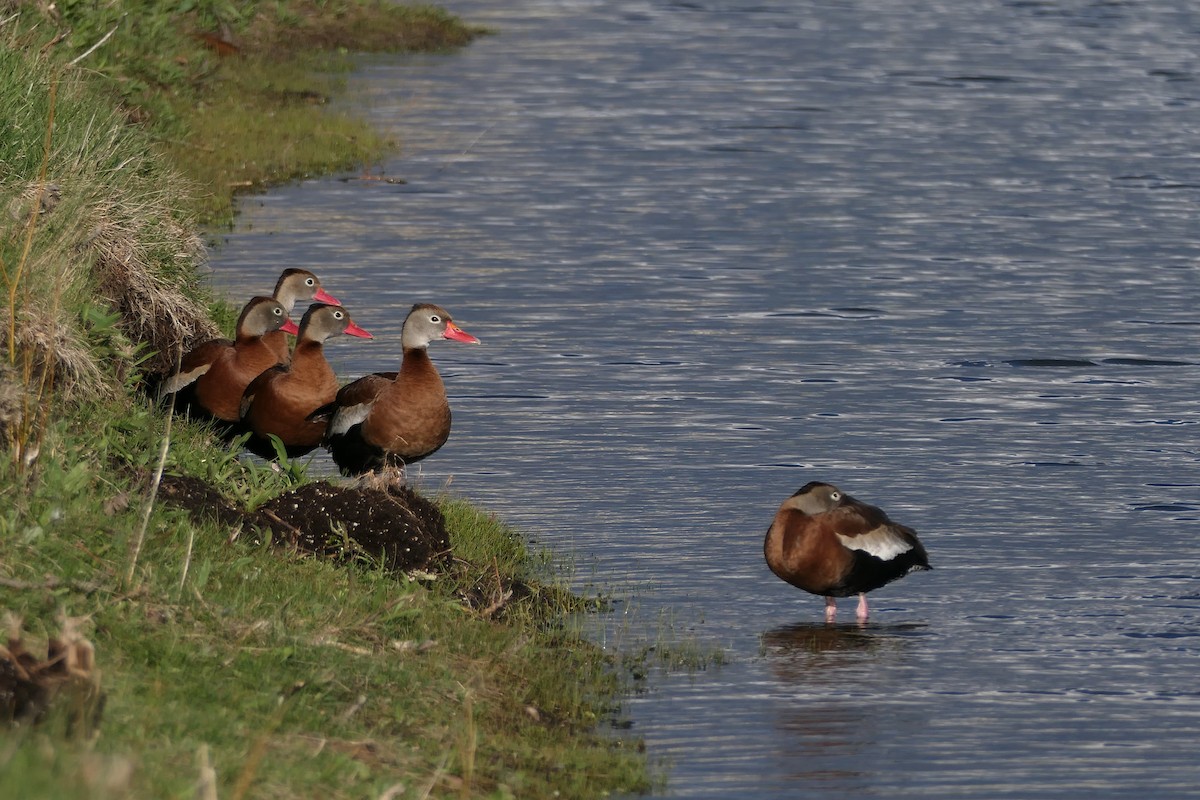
[263,268,340,363]
[764,481,931,622]
[159,296,298,425]
[239,303,373,459]
[318,303,479,477]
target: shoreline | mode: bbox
[0,3,654,797]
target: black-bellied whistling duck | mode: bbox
[319,303,479,476]
[159,296,299,424]
[239,303,373,459]
[264,268,340,364]
[764,481,931,622]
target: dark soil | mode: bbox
[259,481,450,571]
[156,473,450,573]
[157,473,250,532]
[150,471,581,619]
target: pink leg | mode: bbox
[856,593,869,621]
[824,596,837,622]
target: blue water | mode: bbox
[209,0,1200,795]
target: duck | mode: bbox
[159,296,299,424]
[318,303,480,476]
[263,268,340,363]
[239,303,373,459]
[764,481,930,622]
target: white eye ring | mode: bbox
[306,278,315,286]
[273,307,282,316]
[333,311,344,319]
[430,314,441,323]
[830,491,841,501]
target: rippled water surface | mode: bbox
[209,0,1200,795]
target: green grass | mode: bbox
[8,1,482,226]
[163,55,397,223]
[1,399,653,798]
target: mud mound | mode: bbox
[259,482,450,572]
[154,472,449,574]
[158,473,252,531]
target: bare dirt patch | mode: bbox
[157,473,449,574]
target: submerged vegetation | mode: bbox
[1,2,655,797]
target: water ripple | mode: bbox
[209,0,1200,795]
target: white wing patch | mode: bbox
[158,364,210,398]
[238,392,255,420]
[836,527,914,562]
[328,402,373,436]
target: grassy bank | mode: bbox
[6,0,480,225]
[1,401,650,797]
[1,3,653,798]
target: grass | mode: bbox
[0,38,217,454]
[1,2,657,798]
[10,0,483,226]
[1,402,654,797]
[176,2,482,224]
[163,55,397,223]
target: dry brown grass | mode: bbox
[1,57,219,461]
[2,176,219,390]
[84,195,220,376]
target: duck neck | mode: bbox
[234,330,262,348]
[399,346,432,374]
[290,339,335,380]
[392,347,442,391]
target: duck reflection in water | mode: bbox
[761,621,925,789]
[761,620,927,667]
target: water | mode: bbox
[208,0,1200,795]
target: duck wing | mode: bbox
[157,338,230,399]
[830,500,928,566]
[323,373,395,436]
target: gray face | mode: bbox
[302,305,349,342]
[277,270,321,311]
[784,483,845,516]
[401,304,453,350]
[245,299,290,336]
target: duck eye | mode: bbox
[306,278,315,286]
[334,311,344,319]
[830,492,841,502]
[273,307,282,316]
[430,314,441,323]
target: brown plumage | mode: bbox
[262,269,340,364]
[159,296,298,424]
[239,303,372,459]
[764,481,930,622]
[319,303,480,476]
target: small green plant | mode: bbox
[83,304,158,392]
[266,434,310,484]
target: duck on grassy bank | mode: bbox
[239,303,372,459]
[159,296,298,426]
[316,303,479,476]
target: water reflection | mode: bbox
[760,623,925,793]
[760,622,924,689]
